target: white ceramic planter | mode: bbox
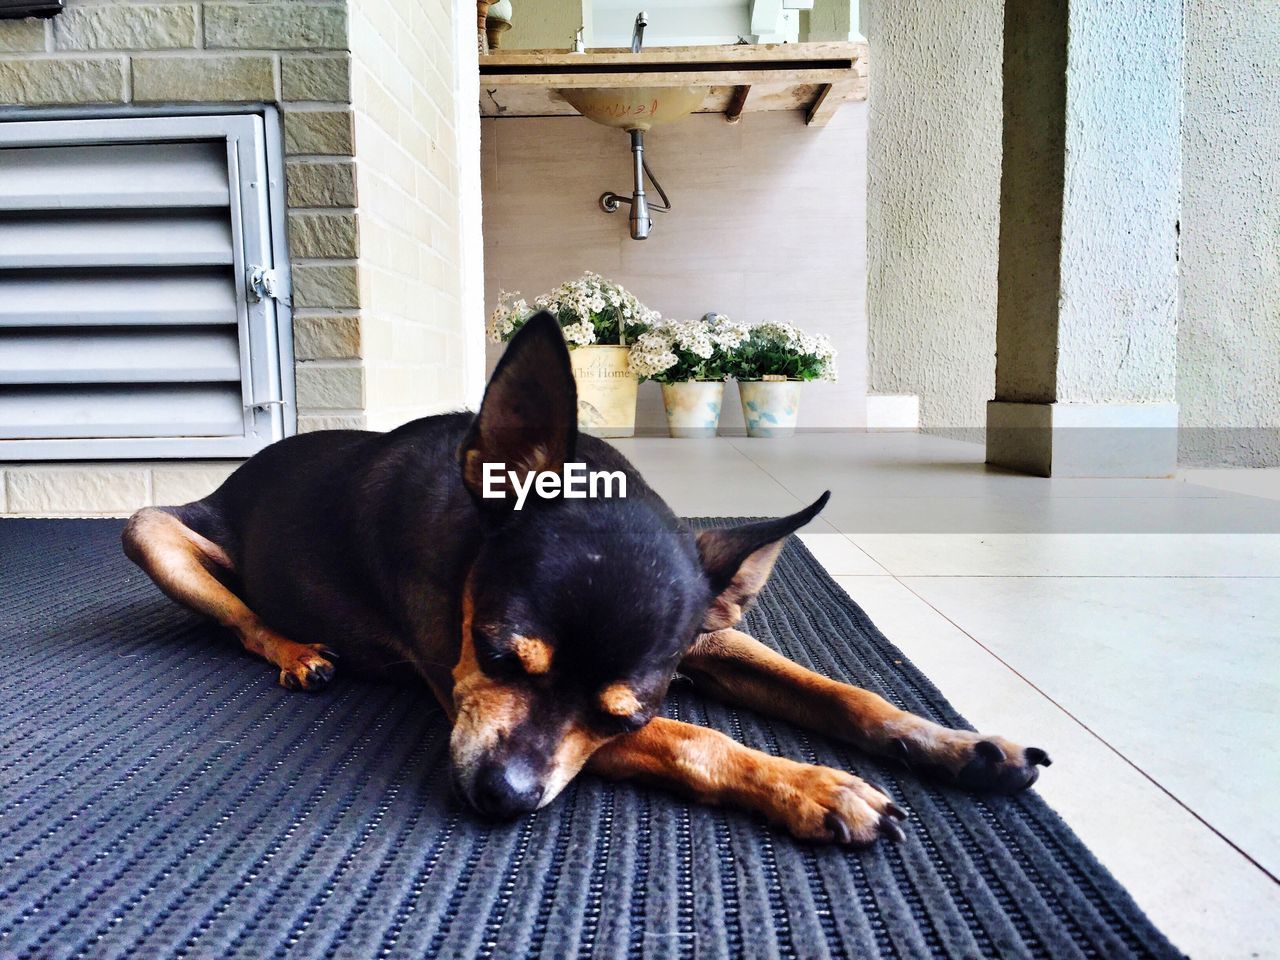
[738,379,802,437]
[569,345,638,438]
[660,381,725,438]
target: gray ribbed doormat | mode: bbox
[1,518,1182,959]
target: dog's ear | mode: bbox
[460,311,577,505]
[695,492,830,631]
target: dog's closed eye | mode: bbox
[476,645,523,677]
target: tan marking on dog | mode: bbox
[588,716,895,844]
[453,583,533,770]
[511,634,553,675]
[121,507,336,690]
[682,628,1037,780]
[538,719,613,807]
[598,682,642,718]
[683,628,909,742]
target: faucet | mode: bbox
[631,11,647,53]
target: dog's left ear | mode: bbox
[696,492,830,631]
[460,310,577,506]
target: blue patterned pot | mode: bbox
[738,380,801,437]
[661,381,724,438]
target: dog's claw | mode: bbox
[1026,747,1052,767]
[958,749,1039,794]
[893,729,1047,794]
[824,811,852,845]
[275,643,338,691]
[878,817,906,843]
[884,801,908,821]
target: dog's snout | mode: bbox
[468,758,544,819]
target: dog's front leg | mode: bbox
[679,629,1050,793]
[587,717,905,846]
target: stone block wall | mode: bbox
[0,0,362,435]
[350,0,470,431]
[0,0,480,513]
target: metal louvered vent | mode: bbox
[0,114,292,459]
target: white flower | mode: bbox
[562,320,597,346]
[707,314,749,351]
[743,320,838,380]
[627,331,678,378]
[487,289,535,342]
[491,272,660,346]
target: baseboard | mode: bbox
[866,395,920,431]
[986,401,1179,477]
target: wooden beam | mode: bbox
[805,84,834,126]
[482,68,853,89]
[480,41,866,69]
[477,41,869,124]
[805,78,860,127]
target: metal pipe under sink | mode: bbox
[600,129,671,240]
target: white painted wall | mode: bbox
[350,0,476,430]
[500,0,798,52]
[481,107,867,432]
[862,0,1002,440]
[864,0,1280,464]
[503,0,590,49]
[593,0,751,47]
[1179,0,1280,466]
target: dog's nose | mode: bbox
[469,759,544,819]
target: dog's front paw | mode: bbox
[277,643,338,691]
[892,727,1050,794]
[769,763,908,847]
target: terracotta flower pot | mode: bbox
[660,381,724,438]
[569,345,638,438]
[737,378,801,437]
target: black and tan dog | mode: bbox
[123,311,1049,847]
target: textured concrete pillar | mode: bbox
[986,0,1182,477]
[805,1,864,42]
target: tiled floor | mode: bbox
[612,432,1280,960]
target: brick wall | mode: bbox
[0,0,481,514]
[349,0,469,431]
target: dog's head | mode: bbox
[450,311,827,818]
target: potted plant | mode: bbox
[488,272,660,437]
[629,314,748,438]
[728,322,837,437]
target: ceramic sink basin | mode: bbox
[558,85,708,131]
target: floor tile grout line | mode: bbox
[677,439,807,511]
[884,573,1280,889]
[832,531,891,574]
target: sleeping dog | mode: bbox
[123,311,1049,847]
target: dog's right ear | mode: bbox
[695,492,830,631]
[460,311,578,506]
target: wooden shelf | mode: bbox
[479,41,868,128]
